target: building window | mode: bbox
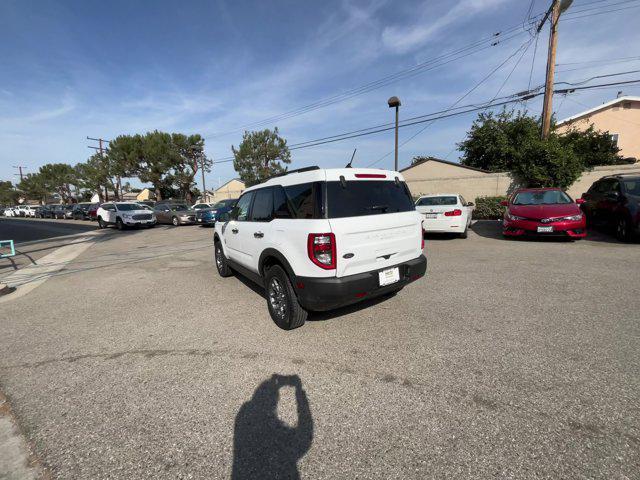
[611,133,619,146]
[623,102,631,109]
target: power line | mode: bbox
[563,2,640,19]
[568,0,640,14]
[203,19,543,140]
[556,69,640,86]
[557,55,640,66]
[367,37,536,167]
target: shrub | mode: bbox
[473,196,507,220]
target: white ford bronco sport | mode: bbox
[213,167,426,329]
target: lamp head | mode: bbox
[387,96,401,108]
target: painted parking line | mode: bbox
[0,231,109,304]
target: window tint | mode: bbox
[250,188,274,222]
[233,192,254,221]
[622,179,640,195]
[326,180,415,218]
[416,196,458,206]
[273,186,292,219]
[284,182,319,219]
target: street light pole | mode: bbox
[388,96,401,171]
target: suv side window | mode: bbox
[273,186,292,219]
[233,192,254,221]
[250,188,274,222]
[284,182,320,219]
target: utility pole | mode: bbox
[12,165,27,182]
[539,0,572,139]
[200,155,207,202]
[87,136,111,201]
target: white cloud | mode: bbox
[382,0,510,54]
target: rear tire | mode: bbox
[214,241,233,277]
[460,228,468,239]
[264,265,307,330]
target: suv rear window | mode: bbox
[326,180,414,218]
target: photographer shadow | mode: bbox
[232,374,313,480]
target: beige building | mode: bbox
[203,179,245,203]
[556,96,640,160]
[401,157,513,201]
[121,188,156,202]
[402,157,640,202]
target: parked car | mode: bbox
[72,202,93,220]
[580,174,640,242]
[501,188,586,239]
[50,205,67,219]
[196,198,237,227]
[415,194,474,238]
[96,202,157,230]
[62,205,75,219]
[138,200,156,209]
[23,205,39,217]
[213,167,427,330]
[3,206,17,217]
[15,205,28,217]
[87,203,99,220]
[192,202,214,211]
[154,203,196,226]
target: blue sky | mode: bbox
[2,0,639,190]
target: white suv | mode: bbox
[213,167,427,329]
[96,202,157,230]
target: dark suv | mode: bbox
[581,174,640,241]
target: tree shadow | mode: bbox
[232,374,313,480]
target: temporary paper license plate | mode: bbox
[424,213,438,219]
[379,267,400,286]
[537,226,553,233]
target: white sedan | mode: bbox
[415,194,474,238]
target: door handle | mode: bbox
[232,228,239,234]
[254,231,264,238]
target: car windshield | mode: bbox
[136,204,153,210]
[193,204,209,209]
[623,179,640,195]
[416,196,457,206]
[170,205,189,211]
[213,200,234,209]
[115,203,142,211]
[512,190,572,205]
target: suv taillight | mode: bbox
[444,209,462,217]
[307,233,336,270]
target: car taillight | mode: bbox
[307,233,336,270]
[444,209,462,216]
[421,227,425,250]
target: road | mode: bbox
[0,221,638,479]
[0,217,97,244]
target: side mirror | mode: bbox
[500,200,509,207]
[575,198,585,204]
[466,202,474,207]
[606,192,620,201]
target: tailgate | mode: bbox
[330,211,422,277]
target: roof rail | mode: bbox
[268,165,320,180]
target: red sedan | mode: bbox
[501,188,587,239]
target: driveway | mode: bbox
[0,222,638,479]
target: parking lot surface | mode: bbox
[0,221,638,479]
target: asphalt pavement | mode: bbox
[0,218,97,244]
[0,221,638,479]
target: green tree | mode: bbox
[232,127,291,187]
[457,109,626,189]
[75,153,114,202]
[106,134,146,200]
[137,131,180,201]
[0,181,19,204]
[38,163,78,202]
[171,133,211,203]
[17,173,49,203]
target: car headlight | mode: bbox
[507,213,526,221]
[562,214,583,221]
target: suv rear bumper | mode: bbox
[294,255,427,311]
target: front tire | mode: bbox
[116,217,125,231]
[214,241,233,277]
[264,265,307,330]
[172,216,179,226]
[97,216,106,229]
[616,216,632,242]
